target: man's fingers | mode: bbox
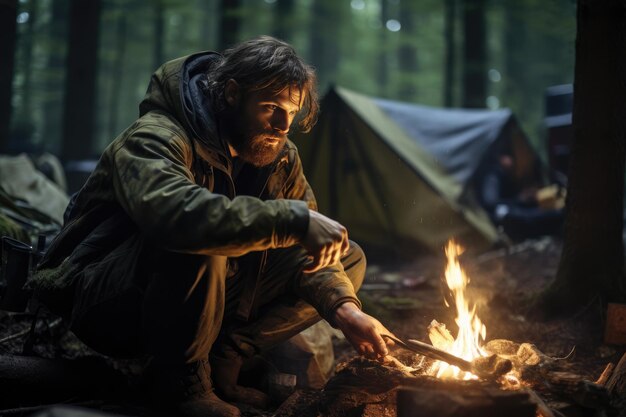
[383,335,396,347]
[305,244,344,273]
[341,237,350,257]
[373,333,389,356]
[303,254,323,273]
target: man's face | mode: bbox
[226,85,303,167]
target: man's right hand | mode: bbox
[301,209,349,273]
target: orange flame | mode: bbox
[428,240,487,380]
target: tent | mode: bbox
[291,86,541,257]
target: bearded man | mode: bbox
[31,36,393,417]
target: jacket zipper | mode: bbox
[237,158,288,321]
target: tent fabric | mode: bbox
[0,154,69,224]
[291,86,540,256]
[373,98,513,187]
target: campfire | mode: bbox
[311,239,625,417]
[423,240,520,387]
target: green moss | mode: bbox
[0,213,31,245]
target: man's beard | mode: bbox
[230,130,287,167]
[225,108,287,167]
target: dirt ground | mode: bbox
[349,237,622,381]
[1,236,625,416]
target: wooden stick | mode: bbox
[524,388,555,417]
[606,351,626,396]
[0,318,62,345]
[0,327,30,344]
[596,362,615,386]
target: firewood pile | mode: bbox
[1,238,624,417]
[275,342,626,417]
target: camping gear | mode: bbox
[0,154,69,225]
[545,84,573,179]
[292,86,542,256]
[0,236,33,312]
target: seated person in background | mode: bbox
[477,153,565,241]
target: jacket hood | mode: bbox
[139,52,228,155]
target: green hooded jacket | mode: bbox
[32,52,360,323]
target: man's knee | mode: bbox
[342,240,366,293]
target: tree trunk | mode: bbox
[397,0,418,101]
[377,0,389,96]
[0,0,18,152]
[153,0,164,70]
[218,0,240,51]
[540,0,626,315]
[309,0,342,93]
[61,0,101,160]
[20,0,38,124]
[461,0,486,108]
[273,0,295,42]
[503,0,527,119]
[108,12,127,140]
[443,0,457,107]
[42,0,68,156]
[199,0,217,50]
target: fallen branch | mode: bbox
[596,362,615,386]
[606,351,626,397]
[524,388,555,417]
[0,317,62,345]
[0,327,31,345]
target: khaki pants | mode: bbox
[69,238,365,364]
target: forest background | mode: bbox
[1,0,575,162]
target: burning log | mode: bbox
[482,339,557,384]
[275,350,619,417]
[544,372,609,410]
[386,334,512,380]
[427,320,454,351]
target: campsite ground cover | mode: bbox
[0,236,624,415]
[349,236,621,383]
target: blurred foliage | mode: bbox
[7,0,575,159]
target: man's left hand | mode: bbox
[333,302,395,361]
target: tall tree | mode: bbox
[219,0,240,51]
[0,0,18,152]
[42,0,68,155]
[273,0,295,42]
[443,0,457,107]
[377,0,389,96]
[502,0,528,127]
[199,0,217,50]
[309,0,344,93]
[109,9,127,140]
[62,0,101,160]
[153,0,165,69]
[397,0,418,101]
[19,0,38,125]
[538,0,626,315]
[461,0,486,108]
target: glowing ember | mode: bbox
[427,240,488,380]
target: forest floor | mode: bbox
[0,236,624,416]
[352,236,618,381]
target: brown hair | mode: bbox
[208,36,319,133]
